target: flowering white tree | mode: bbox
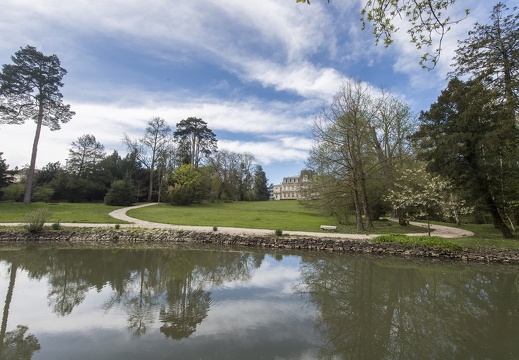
[385,165,471,235]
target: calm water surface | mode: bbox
[0,245,518,359]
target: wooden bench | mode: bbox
[320,225,337,232]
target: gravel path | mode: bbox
[0,202,474,239]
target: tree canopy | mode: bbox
[0,45,75,203]
[413,78,519,238]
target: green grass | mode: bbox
[127,201,425,234]
[0,202,126,224]
[2,201,517,251]
[373,234,462,251]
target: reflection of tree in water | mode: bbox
[0,325,40,360]
[298,254,519,360]
[0,260,40,359]
[159,278,211,339]
[0,247,264,342]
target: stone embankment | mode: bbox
[1,228,519,265]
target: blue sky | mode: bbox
[0,0,506,185]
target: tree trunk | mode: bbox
[0,262,17,349]
[487,195,514,238]
[24,102,44,204]
[352,187,364,232]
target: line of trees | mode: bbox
[305,3,519,238]
[0,116,271,205]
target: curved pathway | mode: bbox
[107,203,474,239]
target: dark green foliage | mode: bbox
[0,152,14,199]
[413,78,519,238]
[31,185,54,202]
[275,229,283,236]
[173,117,217,167]
[253,165,270,201]
[104,179,135,206]
[2,183,25,202]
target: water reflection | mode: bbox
[298,254,519,359]
[0,260,40,360]
[0,246,518,359]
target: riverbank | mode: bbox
[0,228,518,265]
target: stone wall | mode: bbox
[1,228,519,264]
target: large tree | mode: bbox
[452,2,518,107]
[297,0,469,68]
[0,45,75,203]
[413,78,519,238]
[174,117,217,168]
[124,117,171,202]
[308,80,413,230]
[66,134,106,179]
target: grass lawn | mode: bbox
[450,223,519,250]
[127,201,425,234]
[0,202,126,224]
[2,201,517,250]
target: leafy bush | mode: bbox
[373,233,461,250]
[32,185,55,202]
[104,179,135,206]
[51,221,61,230]
[2,183,25,202]
[275,229,283,236]
[25,208,52,233]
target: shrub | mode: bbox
[373,233,461,250]
[114,224,120,230]
[51,221,61,230]
[213,226,218,231]
[104,179,135,206]
[2,183,25,202]
[25,208,52,233]
[32,185,55,202]
[275,229,283,237]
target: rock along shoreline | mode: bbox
[1,228,519,265]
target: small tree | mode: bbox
[385,166,451,236]
[0,45,75,203]
[167,164,202,205]
[104,179,135,206]
[66,134,106,179]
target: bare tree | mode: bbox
[124,117,171,202]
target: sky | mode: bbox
[0,0,507,186]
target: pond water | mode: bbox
[0,245,518,360]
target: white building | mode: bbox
[271,171,312,200]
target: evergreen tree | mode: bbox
[0,45,75,203]
[413,78,519,238]
[253,165,270,201]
